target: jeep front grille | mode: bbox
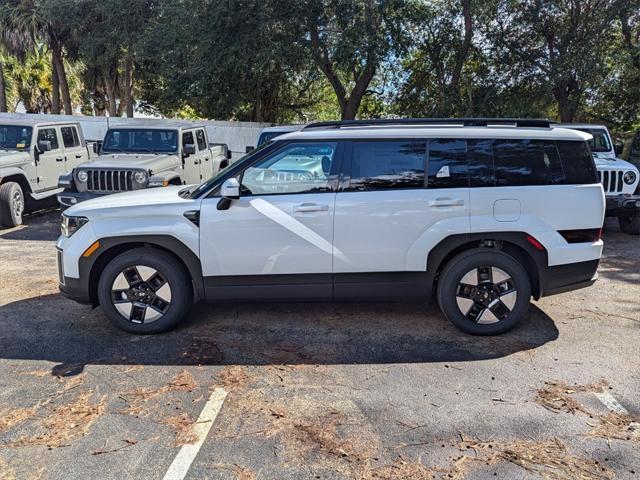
[86,170,135,192]
[597,170,624,194]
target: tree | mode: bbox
[302,0,408,120]
[489,0,616,122]
[0,0,75,114]
[0,3,33,112]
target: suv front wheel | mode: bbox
[97,248,192,334]
[437,249,532,335]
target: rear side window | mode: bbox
[493,139,564,186]
[427,139,468,188]
[556,141,598,184]
[61,126,79,148]
[348,141,426,191]
[196,130,207,150]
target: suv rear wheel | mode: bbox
[0,182,24,227]
[97,248,192,334]
[437,249,531,335]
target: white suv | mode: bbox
[56,118,605,335]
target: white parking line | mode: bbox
[162,387,228,480]
[594,391,629,415]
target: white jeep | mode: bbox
[0,119,90,227]
[559,124,640,235]
[57,124,231,207]
[57,118,604,336]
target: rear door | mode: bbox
[332,139,471,298]
[35,127,64,190]
[60,125,88,172]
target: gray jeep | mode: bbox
[58,123,231,207]
[0,119,90,227]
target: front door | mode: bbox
[181,130,201,185]
[332,139,471,297]
[199,141,339,299]
[35,127,64,190]
[195,128,213,180]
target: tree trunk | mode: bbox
[51,53,61,114]
[49,30,72,115]
[103,74,118,117]
[450,0,473,92]
[554,78,580,123]
[0,61,8,112]
[125,50,134,117]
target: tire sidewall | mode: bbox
[0,182,24,227]
[437,249,532,335]
[97,248,192,334]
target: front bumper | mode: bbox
[57,247,92,304]
[605,194,640,217]
[57,190,107,207]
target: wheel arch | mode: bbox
[0,170,33,194]
[81,235,204,306]
[427,232,548,300]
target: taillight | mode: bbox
[558,228,602,243]
[526,235,545,250]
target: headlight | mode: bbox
[61,215,89,237]
[76,170,88,183]
[623,171,637,185]
[134,171,148,184]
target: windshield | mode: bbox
[0,126,32,150]
[188,141,274,198]
[576,128,612,153]
[102,128,178,153]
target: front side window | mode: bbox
[196,130,207,150]
[241,142,336,195]
[493,139,564,186]
[427,139,468,188]
[182,131,195,148]
[348,141,426,191]
[37,128,59,150]
[576,128,611,153]
[61,127,79,148]
[0,126,32,150]
[102,129,178,153]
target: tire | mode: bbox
[97,248,193,334]
[437,248,532,335]
[0,182,25,227]
[619,213,640,235]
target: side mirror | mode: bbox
[37,140,52,152]
[92,142,100,154]
[246,146,255,153]
[227,150,232,160]
[183,143,196,156]
[614,142,623,156]
[220,177,240,199]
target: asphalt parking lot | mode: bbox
[0,209,638,480]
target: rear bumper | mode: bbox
[539,259,600,297]
[605,194,640,217]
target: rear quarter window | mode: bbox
[556,141,598,185]
[493,139,564,186]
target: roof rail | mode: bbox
[302,118,556,130]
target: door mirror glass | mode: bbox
[37,140,52,152]
[614,142,624,156]
[183,143,196,156]
[221,177,240,199]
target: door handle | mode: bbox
[56,157,64,162]
[75,154,82,159]
[293,203,329,213]
[428,198,464,207]
[204,158,209,162]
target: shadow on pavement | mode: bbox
[0,207,60,241]
[0,293,559,375]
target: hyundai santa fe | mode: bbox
[56,118,605,335]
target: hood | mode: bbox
[76,153,179,173]
[593,154,638,172]
[65,185,197,216]
[0,149,30,168]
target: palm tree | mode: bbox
[0,4,32,112]
[0,0,73,114]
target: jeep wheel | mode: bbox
[437,249,531,335]
[619,213,640,235]
[97,248,192,334]
[0,182,25,227]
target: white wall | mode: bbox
[0,113,271,157]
